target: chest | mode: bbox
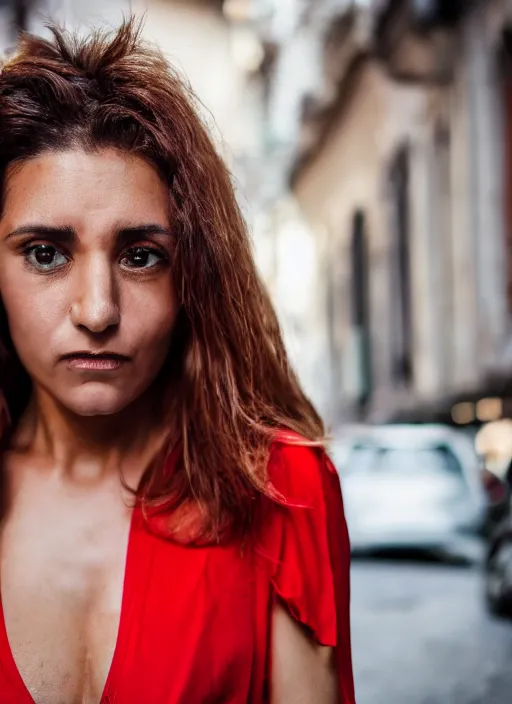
[0,501,131,704]
[0,505,263,704]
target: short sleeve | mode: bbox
[261,436,356,703]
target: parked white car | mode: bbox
[330,424,486,562]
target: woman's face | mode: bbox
[0,148,178,417]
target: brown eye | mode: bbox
[25,244,68,271]
[120,246,164,269]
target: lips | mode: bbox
[61,352,130,371]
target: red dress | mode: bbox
[0,436,355,703]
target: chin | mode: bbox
[62,385,138,417]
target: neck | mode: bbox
[9,386,173,486]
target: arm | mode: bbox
[271,601,339,704]
[265,441,355,703]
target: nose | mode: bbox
[69,255,120,333]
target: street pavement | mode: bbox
[351,558,512,704]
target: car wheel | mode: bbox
[486,540,512,617]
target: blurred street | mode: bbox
[351,559,512,704]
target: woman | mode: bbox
[0,19,355,704]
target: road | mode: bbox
[350,559,512,704]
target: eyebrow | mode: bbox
[5,223,173,243]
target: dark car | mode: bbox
[484,461,512,616]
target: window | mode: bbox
[346,444,463,478]
[499,28,512,314]
[350,209,372,410]
[389,146,413,385]
[432,121,454,382]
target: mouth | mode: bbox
[60,351,131,372]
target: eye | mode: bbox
[24,244,68,271]
[120,246,165,270]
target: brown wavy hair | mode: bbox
[0,19,324,542]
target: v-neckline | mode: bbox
[0,503,140,704]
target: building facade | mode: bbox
[246,0,512,430]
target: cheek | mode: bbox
[128,288,178,358]
[0,274,63,359]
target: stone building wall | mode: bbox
[285,0,512,427]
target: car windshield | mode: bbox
[347,444,463,477]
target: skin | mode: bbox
[272,603,339,704]
[0,148,337,704]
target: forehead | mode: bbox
[1,148,170,230]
